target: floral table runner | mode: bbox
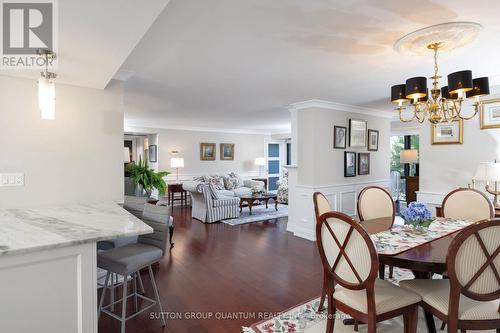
[371,217,471,256]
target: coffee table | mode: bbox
[239,194,278,215]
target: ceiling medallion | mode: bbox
[391,22,490,124]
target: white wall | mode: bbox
[417,97,500,208]
[125,126,268,181]
[0,76,124,208]
[287,103,392,240]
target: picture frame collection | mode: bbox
[200,143,235,161]
[335,118,378,177]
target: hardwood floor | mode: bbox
[98,206,323,333]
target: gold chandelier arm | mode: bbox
[398,108,415,122]
[459,102,480,120]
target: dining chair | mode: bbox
[316,210,421,333]
[399,219,500,333]
[313,192,333,312]
[357,186,395,278]
[441,188,494,222]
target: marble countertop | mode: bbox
[0,202,153,256]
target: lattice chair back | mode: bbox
[316,211,379,290]
[447,219,500,302]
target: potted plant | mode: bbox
[126,156,170,197]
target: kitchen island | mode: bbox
[0,202,153,333]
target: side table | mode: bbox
[168,183,188,207]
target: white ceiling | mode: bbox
[121,0,500,132]
[0,0,169,89]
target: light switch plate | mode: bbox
[0,173,24,187]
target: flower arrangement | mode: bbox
[403,202,433,229]
[251,185,264,197]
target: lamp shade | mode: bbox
[474,162,500,181]
[441,86,458,100]
[124,148,131,163]
[391,84,408,104]
[170,157,184,168]
[410,89,428,104]
[448,70,473,94]
[255,157,266,166]
[400,149,419,164]
[405,77,427,99]
[466,77,490,98]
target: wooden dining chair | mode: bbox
[357,186,396,278]
[313,192,333,312]
[442,188,494,222]
[316,211,421,333]
[400,219,500,333]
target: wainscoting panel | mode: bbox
[288,177,390,241]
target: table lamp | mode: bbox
[124,147,131,163]
[170,157,184,183]
[474,161,500,208]
[400,149,419,176]
[255,157,265,177]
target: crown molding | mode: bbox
[124,123,273,136]
[287,99,393,119]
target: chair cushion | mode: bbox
[333,278,421,315]
[216,189,235,197]
[232,187,252,197]
[97,243,163,275]
[399,279,500,320]
[213,196,239,207]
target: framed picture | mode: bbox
[480,98,500,129]
[344,151,356,177]
[358,153,370,175]
[431,119,463,145]
[349,119,367,147]
[333,125,347,149]
[200,143,216,160]
[148,145,157,162]
[220,143,235,160]
[367,129,379,151]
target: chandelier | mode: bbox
[390,22,490,124]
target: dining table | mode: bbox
[360,216,473,333]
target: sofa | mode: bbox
[183,173,265,223]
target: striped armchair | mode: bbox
[183,182,240,223]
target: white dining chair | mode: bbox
[357,186,396,279]
[400,219,500,333]
[442,188,494,222]
[316,211,421,333]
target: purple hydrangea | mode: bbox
[403,202,432,227]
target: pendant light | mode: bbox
[37,49,57,120]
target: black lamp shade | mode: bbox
[441,86,458,100]
[466,77,490,98]
[391,84,407,103]
[405,77,427,99]
[448,70,473,94]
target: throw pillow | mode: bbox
[223,175,239,190]
[208,182,220,200]
[205,175,225,190]
[228,172,243,187]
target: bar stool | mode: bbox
[97,213,169,332]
